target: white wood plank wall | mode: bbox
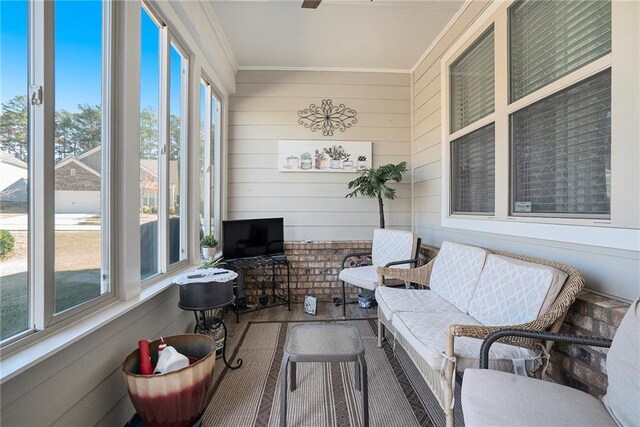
[228,71,412,240]
[410,0,639,300]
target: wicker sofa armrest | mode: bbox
[376,258,435,287]
[447,320,548,350]
[478,329,613,369]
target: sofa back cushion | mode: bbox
[467,255,567,326]
[429,241,488,313]
[603,298,640,427]
[371,228,417,269]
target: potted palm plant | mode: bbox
[345,162,408,228]
[200,235,218,260]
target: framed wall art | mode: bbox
[278,140,372,173]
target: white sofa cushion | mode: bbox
[375,287,459,322]
[602,298,640,427]
[468,255,567,326]
[371,228,417,269]
[462,369,617,427]
[392,311,539,372]
[429,241,488,313]
[339,265,378,290]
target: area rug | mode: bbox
[202,319,463,427]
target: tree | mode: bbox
[0,96,28,162]
[74,103,101,153]
[140,107,159,159]
[55,109,77,161]
[345,162,408,229]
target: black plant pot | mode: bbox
[357,294,374,309]
[258,294,269,306]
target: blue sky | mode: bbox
[1,1,181,115]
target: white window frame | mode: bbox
[199,75,222,242]
[140,2,190,286]
[440,0,640,252]
[2,0,116,348]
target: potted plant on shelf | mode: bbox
[357,155,368,170]
[346,162,408,229]
[200,235,218,260]
[286,155,299,169]
[324,145,350,170]
[314,149,328,170]
[300,152,313,170]
[343,156,355,170]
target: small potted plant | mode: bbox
[300,152,313,170]
[357,155,368,170]
[358,289,375,309]
[314,149,328,169]
[324,145,350,170]
[200,235,218,260]
[286,155,299,169]
[343,156,354,170]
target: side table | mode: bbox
[279,324,368,427]
[176,269,243,370]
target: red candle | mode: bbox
[138,340,153,375]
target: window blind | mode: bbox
[450,27,494,133]
[511,69,611,217]
[510,0,611,102]
[451,123,495,214]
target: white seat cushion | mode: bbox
[429,241,488,313]
[392,311,539,372]
[462,369,617,427]
[468,254,567,326]
[375,287,459,322]
[371,228,417,269]
[603,298,640,427]
[339,265,378,290]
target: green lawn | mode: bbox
[1,269,101,340]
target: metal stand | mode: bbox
[192,310,243,370]
[224,256,291,323]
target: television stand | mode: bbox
[223,255,291,323]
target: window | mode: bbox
[450,27,494,133]
[168,43,187,265]
[139,7,161,280]
[0,0,29,341]
[139,4,189,281]
[451,124,495,214]
[511,70,611,217]
[509,0,612,102]
[449,25,495,214]
[0,0,113,344]
[443,0,623,233]
[54,0,109,314]
[199,78,221,244]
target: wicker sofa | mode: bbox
[375,241,585,427]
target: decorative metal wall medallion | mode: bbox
[297,99,357,136]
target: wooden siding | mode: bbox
[228,70,412,240]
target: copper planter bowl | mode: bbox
[122,334,216,427]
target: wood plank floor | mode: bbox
[213,302,376,383]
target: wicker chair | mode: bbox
[376,248,585,427]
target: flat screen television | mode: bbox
[222,217,284,260]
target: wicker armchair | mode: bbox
[376,248,585,427]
